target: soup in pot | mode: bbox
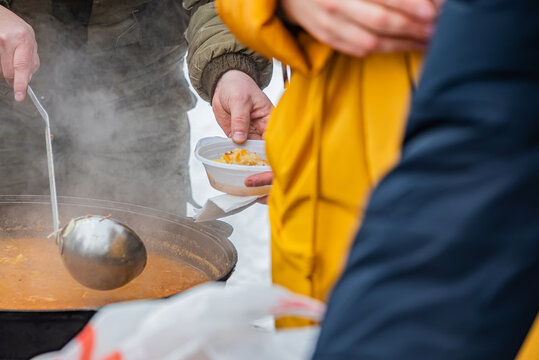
[0,237,210,310]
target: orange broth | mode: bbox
[0,237,210,310]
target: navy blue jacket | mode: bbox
[313,0,539,359]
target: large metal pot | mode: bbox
[0,195,237,360]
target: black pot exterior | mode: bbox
[0,310,95,360]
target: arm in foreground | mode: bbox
[314,0,539,359]
[184,1,273,143]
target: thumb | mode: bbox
[229,96,252,144]
[245,171,274,187]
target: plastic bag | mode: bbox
[33,283,325,360]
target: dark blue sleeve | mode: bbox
[313,1,539,359]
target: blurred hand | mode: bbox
[212,70,274,144]
[245,171,273,204]
[280,0,443,57]
[0,6,40,102]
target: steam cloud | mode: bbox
[0,5,194,216]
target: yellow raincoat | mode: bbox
[216,0,421,327]
[517,317,539,359]
[217,2,539,348]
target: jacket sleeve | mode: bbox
[183,1,273,102]
[216,0,334,75]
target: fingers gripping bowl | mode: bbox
[195,137,272,196]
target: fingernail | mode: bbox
[15,92,24,102]
[417,5,434,19]
[245,179,254,187]
[233,132,246,143]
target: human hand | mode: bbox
[280,0,443,57]
[212,70,274,144]
[245,171,273,204]
[0,6,40,102]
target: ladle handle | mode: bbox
[27,86,60,235]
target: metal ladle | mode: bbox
[27,86,147,290]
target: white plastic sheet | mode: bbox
[34,283,325,360]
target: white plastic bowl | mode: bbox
[195,137,272,196]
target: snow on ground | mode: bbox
[185,61,285,288]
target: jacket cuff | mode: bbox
[202,53,261,102]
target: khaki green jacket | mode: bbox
[89,0,273,101]
[6,0,272,103]
[184,0,273,101]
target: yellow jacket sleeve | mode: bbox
[216,0,333,74]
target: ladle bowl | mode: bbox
[58,216,147,290]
